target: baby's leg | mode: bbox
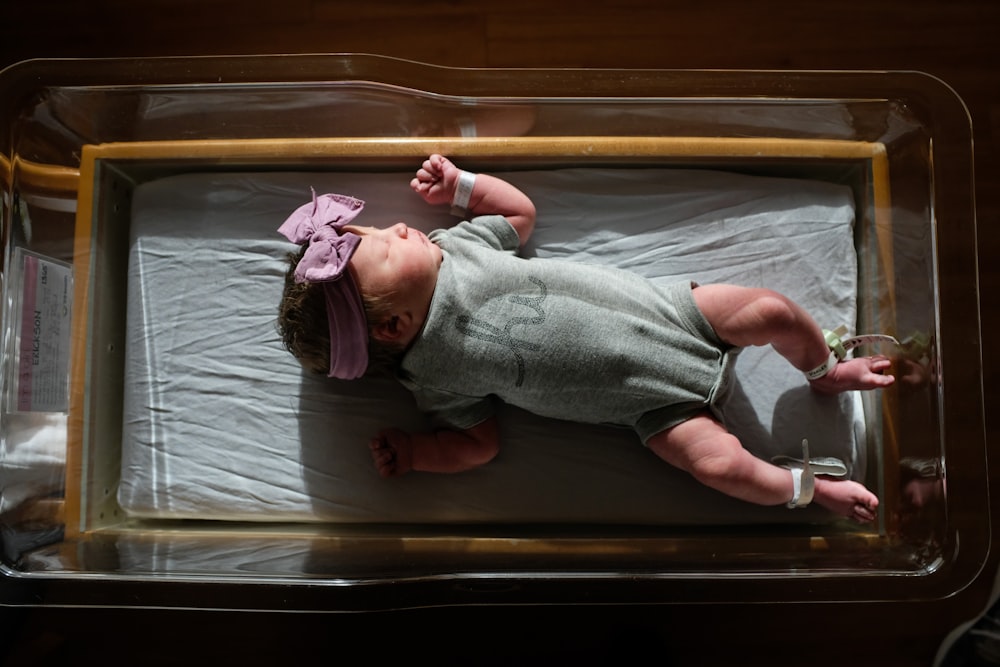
[648,413,793,506]
[692,284,894,393]
[648,413,878,521]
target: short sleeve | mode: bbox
[404,382,497,431]
[430,215,520,254]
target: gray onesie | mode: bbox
[398,215,737,443]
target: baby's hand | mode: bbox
[411,154,462,206]
[369,428,414,478]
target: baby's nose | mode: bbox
[391,222,408,237]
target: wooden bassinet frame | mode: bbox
[33,135,914,582]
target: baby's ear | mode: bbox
[371,313,413,343]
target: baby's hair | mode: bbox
[277,247,405,376]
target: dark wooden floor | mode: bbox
[1,2,998,665]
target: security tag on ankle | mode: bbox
[805,351,839,381]
[786,439,815,509]
[824,325,900,361]
[807,325,901,380]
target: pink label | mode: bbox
[16,254,39,411]
[13,251,73,412]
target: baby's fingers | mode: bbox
[417,155,446,180]
[412,169,438,187]
[369,436,397,476]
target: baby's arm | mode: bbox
[369,417,500,477]
[411,154,536,245]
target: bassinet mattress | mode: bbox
[120,168,863,525]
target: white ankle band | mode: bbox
[809,325,901,380]
[787,468,815,508]
[805,350,839,381]
[784,439,815,508]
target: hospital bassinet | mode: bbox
[0,56,984,612]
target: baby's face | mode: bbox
[346,222,443,306]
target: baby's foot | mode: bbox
[809,355,895,395]
[813,477,879,523]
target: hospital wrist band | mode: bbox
[450,170,477,217]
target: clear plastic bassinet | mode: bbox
[0,55,984,612]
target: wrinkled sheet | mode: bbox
[119,168,862,525]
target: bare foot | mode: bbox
[809,355,895,395]
[813,477,879,523]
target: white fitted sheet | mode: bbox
[119,168,863,525]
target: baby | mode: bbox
[277,154,895,523]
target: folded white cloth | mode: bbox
[1,413,66,514]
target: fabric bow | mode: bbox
[278,189,370,380]
[278,189,365,283]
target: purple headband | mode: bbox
[278,189,369,380]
